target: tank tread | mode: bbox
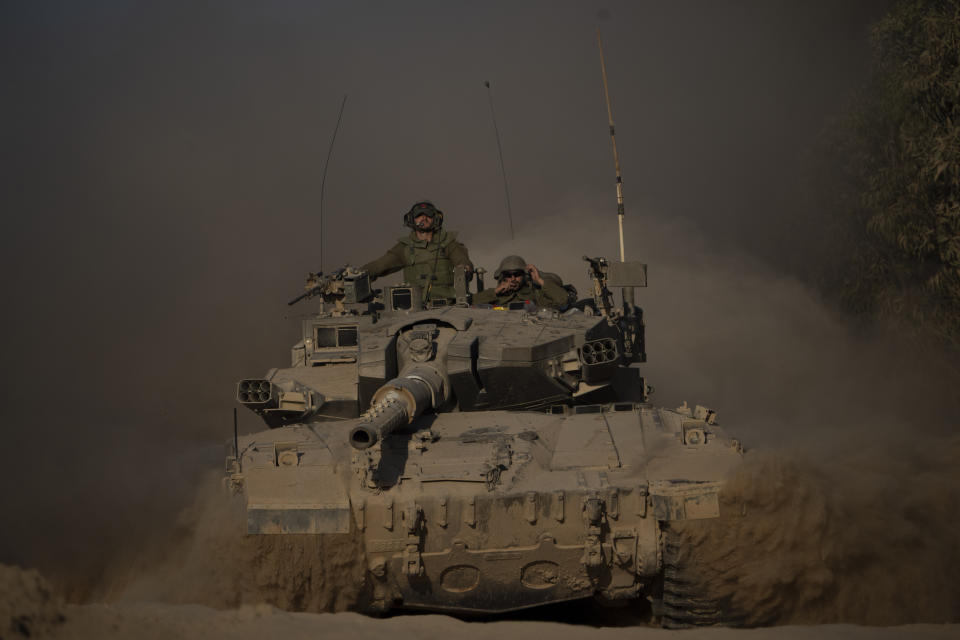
[659,524,723,629]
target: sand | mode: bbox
[3,565,957,640]
[44,604,960,640]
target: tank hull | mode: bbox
[228,402,742,614]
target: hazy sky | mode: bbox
[0,0,901,579]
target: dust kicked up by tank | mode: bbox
[1,1,959,639]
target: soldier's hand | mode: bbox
[495,280,513,294]
[526,264,544,287]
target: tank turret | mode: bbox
[239,257,649,430]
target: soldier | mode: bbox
[473,255,571,309]
[361,200,473,304]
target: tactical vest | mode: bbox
[397,229,458,301]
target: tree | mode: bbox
[820,0,960,352]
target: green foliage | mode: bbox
[822,0,960,350]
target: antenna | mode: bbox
[233,407,241,472]
[596,28,635,308]
[319,94,348,273]
[596,29,626,263]
[484,81,515,240]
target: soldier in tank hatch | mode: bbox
[361,200,473,304]
[473,255,571,309]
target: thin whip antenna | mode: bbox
[596,29,626,263]
[484,81,514,240]
[233,407,240,472]
[319,94,348,272]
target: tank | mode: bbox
[226,258,744,626]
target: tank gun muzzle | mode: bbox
[349,365,446,449]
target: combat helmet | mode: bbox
[494,255,527,280]
[403,200,444,232]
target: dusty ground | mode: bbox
[3,563,958,640]
[42,604,960,640]
[2,566,956,640]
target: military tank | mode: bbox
[225,258,743,626]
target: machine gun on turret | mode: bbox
[288,268,341,306]
[287,266,372,309]
[584,255,615,318]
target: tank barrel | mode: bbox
[349,365,446,449]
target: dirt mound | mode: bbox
[1,564,65,638]
[95,473,367,612]
[671,435,960,626]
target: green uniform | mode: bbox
[362,229,472,302]
[473,278,570,309]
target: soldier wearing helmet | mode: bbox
[361,200,473,303]
[473,255,571,309]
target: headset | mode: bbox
[403,201,444,231]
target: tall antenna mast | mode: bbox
[596,28,626,263]
[319,94,348,273]
[484,81,515,240]
[596,28,636,311]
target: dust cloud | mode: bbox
[2,0,956,632]
[0,564,65,638]
[83,472,366,612]
[672,441,960,626]
[485,208,960,444]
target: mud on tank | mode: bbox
[226,259,744,626]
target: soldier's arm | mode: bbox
[447,240,473,270]
[361,244,405,280]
